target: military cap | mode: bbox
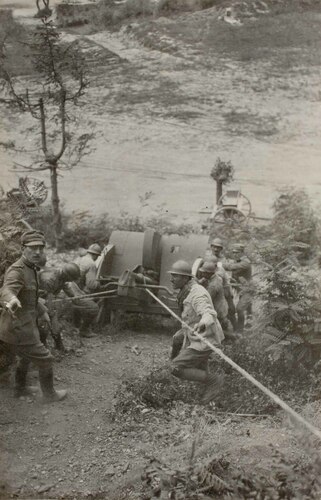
[21,230,45,247]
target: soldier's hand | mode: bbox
[5,297,21,316]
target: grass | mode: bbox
[137,9,321,66]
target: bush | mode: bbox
[250,188,321,367]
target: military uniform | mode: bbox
[38,268,76,350]
[0,231,67,401]
[224,255,252,332]
[171,281,224,371]
[73,253,100,334]
[75,254,101,294]
[205,274,231,332]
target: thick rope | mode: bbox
[145,288,321,442]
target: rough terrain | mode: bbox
[1,2,321,498]
[2,325,321,499]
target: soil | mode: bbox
[1,325,321,499]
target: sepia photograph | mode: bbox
[1,0,321,498]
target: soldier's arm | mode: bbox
[0,267,24,303]
[85,264,101,292]
[224,259,251,272]
[191,289,217,328]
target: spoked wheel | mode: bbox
[213,207,248,224]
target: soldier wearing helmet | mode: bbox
[198,258,234,339]
[73,243,103,337]
[168,260,225,405]
[210,238,224,259]
[38,263,81,351]
[75,243,102,293]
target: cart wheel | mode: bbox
[213,207,248,224]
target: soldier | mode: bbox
[209,238,237,330]
[76,243,102,294]
[74,244,102,337]
[169,260,224,404]
[224,243,252,332]
[198,259,234,338]
[38,263,81,351]
[0,230,67,402]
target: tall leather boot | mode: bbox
[53,334,66,352]
[14,361,38,398]
[39,368,67,403]
[79,318,96,338]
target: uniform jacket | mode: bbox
[206,274,228,320]
[224,256,252,284]
[216,264,234,300]
[38,268,76,297]
[0,256,46,345]
[75,254,100,293]
[177,281,224,352]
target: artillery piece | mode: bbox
[96,229,209,320]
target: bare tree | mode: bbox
[0,19,90,250]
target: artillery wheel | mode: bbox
[218,192,252,218]
[213,207,248,224]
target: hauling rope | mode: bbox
[145,288,321,442]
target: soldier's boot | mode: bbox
[14,364,38,398]
[201,372,225,405]
[79,319,96,338]
[53,334,66,352]
[39,368,67,403]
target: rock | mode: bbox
[37,483,55,493]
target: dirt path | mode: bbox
[1,327,320,499]
[0,331,170,498]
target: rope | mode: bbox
[145,288,321,442]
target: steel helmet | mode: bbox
[62,263,80,281]
[210,237,223,248]
[199,261,217,274]
[168,260,193,277]
[87,243,102,256]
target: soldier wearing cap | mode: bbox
[38,263,81,351]
[169,260,224,404]
[0,230,67,402]
[224,243,252,332]
[73,243,102,337]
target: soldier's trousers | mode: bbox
[72,297,99,329]
[0,340,53,384]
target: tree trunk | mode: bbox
[50,163,62,251]
[216,180,223,205]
